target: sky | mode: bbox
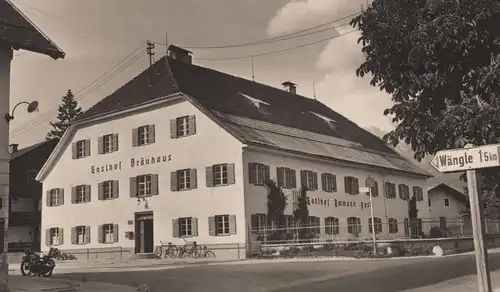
[8,0,396,149]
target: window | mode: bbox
[72,226,89,245]
[307,216,321,234]
[98,224,118,244]
[46,227,62,246]
[444,198,450,207]
[99,134,118,154]
[368,217,383,234]
[347,217,361,235]
[251,214,266,233]
[285,215,294,232]
[398,184,410,200]
[413,186,424,202]
[277,167,296,189]
[206,163,235,187]
[388,218,398,234]
[171,169,197,191]
[171,115,196,138]
[72,139,90,159]
[325,217,339,235]
[178,169,192,190]
[47,188,64,207]
[133,125,155,147]
[73,185,90,204]
[258,103,270,114]
[428,198,431,207]
[385,182,396,198]
[26,170,38,184]
[130,174,159,197]
[344,176,359,195]
[301,170,318,190]
[248,163,270,185]
[215,215,230,235]
[180,217,192,237]
[173,217,198,237]
[99,180,118,200]
[321,173,337,192]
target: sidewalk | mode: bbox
[401,269,500,292]
[9,276,138,292]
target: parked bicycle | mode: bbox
[199,245,216,258]
[178,238,202,258]
[154,241,179,259]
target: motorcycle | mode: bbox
[20,247,59,277]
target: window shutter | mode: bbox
[208,216,216,236]
[84,139,91,156]
[45,229,51,246]
[71,143,77,159]
[170,171,178,191]
[170,119,177,138]
[290,169,297,188]
[71,227,77,244]
[368,218,373,233]
[59,228,64,245]
[130,177,137,197]
[248,163,256,184]
[98,136,104,154]
[263,165,270,182]
[132,128,139,147]
[150,174,159,195]
[98,183,104,200]
[324,217,330,235]
[71,187,76,204]
[172,219,179,237]
[113,180,119,198]
[276,167,284,187]
[86,185,91,202]
[227,163,235,184]
[398,184,402,199]
[312,172,318,190]
[46,190,51,207]
[332,175,337,192]
[113,224,119,242]
[300,170,307,188]
[98,225,104,243]
[229,215,237,234]
[191,218,198,236]
[206,166,214,187]
[113,134,119,151]
[149,125,156,143]
[59,189,64,205]
[188,115,196,135]
[190,169,197,189]
[354,178,359,195]
[85,226,91,244]
[321,174,326,192]
[344,177,349,194]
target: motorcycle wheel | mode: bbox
[42,267,54,278]
[20,261,30,276]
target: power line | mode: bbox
[155,12,360,50]
[196,29,358,61]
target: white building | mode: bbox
[428,182,468,221]
[36,45,432,260]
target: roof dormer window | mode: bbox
[310,112,337,130]
[240,93,271,115]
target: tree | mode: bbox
[293,187,310,239]
[408,196,422,238]
[351,0,500,219]
[265,180,288,228]
[46,89,83,140]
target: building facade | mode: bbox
[428,183,468,221]
[36,45,432,260]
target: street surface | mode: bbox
[30,253,500,291]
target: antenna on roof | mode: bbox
[165,32,169,56]
[146,41,155,67]
[313,82,317,100]
[251,57,255,81]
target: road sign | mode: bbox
[430,144,500,173]
[365,176,376,188]
[359,187,370,193]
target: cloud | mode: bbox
[267,0,395,131]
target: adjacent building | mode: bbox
[428,182,468,220]
[36,45,432,260]
[8,140,58,254]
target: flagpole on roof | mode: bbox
[251,57,255,81]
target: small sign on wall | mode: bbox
[128,220,133,225]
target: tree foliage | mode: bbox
[265,180,288,227]
[293,187,309,225]
[351,0,500,219]
[46,89,83,140]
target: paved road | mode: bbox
[37,253,500,292]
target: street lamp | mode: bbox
[5,101,39,123]
[360,175,377,254]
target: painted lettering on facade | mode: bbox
[91,162,122,174]
[306,196,330,207]
[91,154,172,174]
[303,197,371,209]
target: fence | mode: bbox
[250,218,500,245]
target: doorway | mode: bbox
[135,212,154,254]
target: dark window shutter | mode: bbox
[321,173,326,191]
[248,163,256,184]
[344,177,349,194]
[300,170,307,189]
[263,165,270,182]
[229,215,237,234]
[206,166,214,187]
[354,178,359,195]
[130,177,137,197]
[98,137,104,154]
[85,226,91,244]
[59,228,64,245]
[332,175,337,192]
[171,171,178,191]
[149,125,156,143]
[208,216,216,236]
[84,139,91,156]
[113,224,119,242]
[188,115,196,135]
[227,163,235,184]
[191,217,198,236]
[150,174,159,195]
[112,181,119,198]
[113,134,119,151]
[71,187,76,203]
[313,172,318,190]
[85,185,91,202]
[290,169,297,188]
[45,229,51,246]
[98,182,104,200]
[59,189,64,205]
[71,227,77,244]
[46,190,51,207]
[276,167,284,187]
[172,219,179,237]
[132,128,139,147]
[98,225,104,243]
[71,143,77,159]
[170,119,177,138]
[190,169,197,189]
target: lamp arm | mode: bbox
[10,101,30,116]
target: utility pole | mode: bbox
[146,41,155,67]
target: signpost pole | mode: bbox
[368,188,376,253]
[466,166,492,292]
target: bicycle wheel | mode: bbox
[154,246,163,259]
[165,246,179,259]
[191,250,201,259]
[204,251,216,258]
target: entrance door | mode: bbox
[135,212,154,254]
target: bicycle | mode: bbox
[199,245,216,258]
[154,241,179,259]
[178,238,202,258]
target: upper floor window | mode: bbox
[98,134,118,154]
[206,163,235,187]
[344,176,359,195]
[248,163,270,186]
[385,182,397,199]
[72,139,90,159]
[398,184,410,200]
[276,167,296,189]
[72,185,91,204]
[132,125,155,147]
[367,180,379,197]
[444,198,450,207]
[413,186,424,202]
[98,180,119,200]
[300,170,318,190]
[171,115,196,139]
[46,188,64,207]
[171,169,197,191]
[321,173,337,193]
[130,174,159,197]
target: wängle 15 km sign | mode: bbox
[430,144,500,173]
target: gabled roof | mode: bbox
[0,0,65,59]
[38,52,432,181]
[10,139,58,160]
[428,182,468,204]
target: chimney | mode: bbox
[282,81,297,94]
[9,144,18,153]
[167,45,193,64]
